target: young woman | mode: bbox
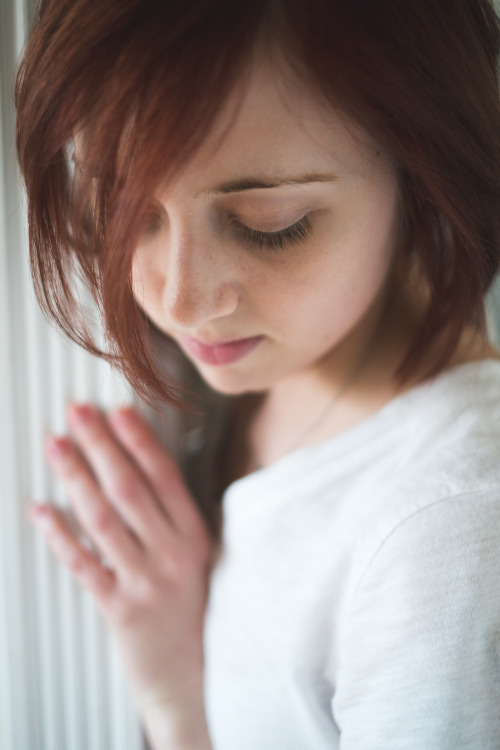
[16,0,500,748]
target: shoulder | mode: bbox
[354,486,500,598]
[330,360,500,654]
[332,487,500,748]
[345,359,500,559]
[345,433,500,604]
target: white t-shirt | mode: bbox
[203,359,500,749]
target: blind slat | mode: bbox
[0,1,145,747]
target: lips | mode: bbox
[179,334,264,365]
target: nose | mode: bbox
[163,228,239,328]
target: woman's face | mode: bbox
[132,58,403,396]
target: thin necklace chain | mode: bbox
[282,326,382,458]
[261,290,399,467]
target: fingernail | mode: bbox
[45,436,70,460]
[69,404,95,424]
[29,505,52,531]
[111,408,136,427]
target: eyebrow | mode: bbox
[197,172,340,197]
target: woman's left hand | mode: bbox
[29,404,215,747]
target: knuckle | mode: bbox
[110,470,141,503]
[131,575,157,604]
[167,546,205,585]
[110,577,157,626]
[155,551,177,579]
[57,452,82,481]
[68,550,86,575]
[90,505,115,534]
[111,597,137,627]
[88,566,114,598]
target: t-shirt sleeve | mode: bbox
[332,489,500,750]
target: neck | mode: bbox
[227,275,498,478]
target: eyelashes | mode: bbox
[234,214,313,252]
[139,209,314,253]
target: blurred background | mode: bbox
[2,1,500,749]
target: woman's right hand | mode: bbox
[29,404,216,748]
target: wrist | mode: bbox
[141,694,213,750]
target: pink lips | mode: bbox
[179,335,264,365]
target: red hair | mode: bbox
[15,0,500,404]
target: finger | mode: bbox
[45,435,145,577]
[29,503,116,604]
[66,405,179,551]
[107,407,207,540]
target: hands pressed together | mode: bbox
[29,404,215,750]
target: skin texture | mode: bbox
[132,58,403,400]
[31,405,214,749]
[28,56,497,748]
[132,56,495,469]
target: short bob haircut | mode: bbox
[15,0,500,405]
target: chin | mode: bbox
[194,365,273,396]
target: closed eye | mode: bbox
[235,214,313,252]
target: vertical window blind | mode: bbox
[1,1,146,748]
[2,1,500,750]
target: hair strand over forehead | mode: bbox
[15,0,500,404]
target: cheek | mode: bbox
[294,263,387,345]
[131,251,163,311]
[271,198,399,340]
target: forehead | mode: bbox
[171,55,391,197]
